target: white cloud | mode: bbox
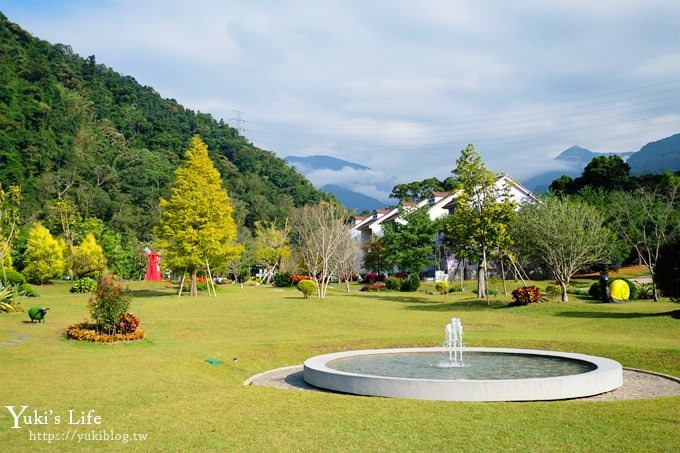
[4,0,679,198]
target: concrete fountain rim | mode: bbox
[301,346,623,401]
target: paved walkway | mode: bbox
[245,365,680,401]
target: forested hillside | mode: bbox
[0,13,324,271]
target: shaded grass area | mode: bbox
[1,280,678,451]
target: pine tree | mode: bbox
[155,136,242,296]
[23,223,67,285]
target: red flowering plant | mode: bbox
[67,274,144,342]
[118,313,141,334]
[291,274,311,284]
[511,286,543,305]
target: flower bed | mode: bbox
[66,321,145,343]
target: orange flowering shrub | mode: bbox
[360,283,387,292]
[511,286,542,305]
[291,274,311,284]
[118,312,141,334]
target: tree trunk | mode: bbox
[500,257,508,297]
[477,249,487,299]
[560,280,569,302]
[648,266,659,302]
[190,270,198,296]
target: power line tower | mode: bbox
[230,110,247,135]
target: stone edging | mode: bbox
[245,365,680,401]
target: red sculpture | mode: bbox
[144,249,162,281]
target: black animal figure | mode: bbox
[28,306,49,323]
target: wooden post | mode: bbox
[178,269,187,297]
[206,259,217,297]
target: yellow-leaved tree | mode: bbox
[155,136,242,296]
[72,233,107,279]
[23,223,67,285]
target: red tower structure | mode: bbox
[144,249,162,281]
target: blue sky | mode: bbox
[3,0,680,201]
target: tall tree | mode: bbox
[511,197,611,302]
[380,206,437,274]
[362,238,389,275]
[23,223,66,285]
[579,155,631,191]
[445,145,516,299]
[291,201,349,299]
[155,136,242,296]
[0,184,22,280]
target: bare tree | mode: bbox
[337,231,363,293]
[511,197,610,302]
[608,183,680,301]
[291,201,349,299]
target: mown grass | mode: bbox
[1,279,678,452]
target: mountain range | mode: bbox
[288,133,680,209]
[284,155,385,212]
[523,133,680,192]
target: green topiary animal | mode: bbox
[28,306,49,323]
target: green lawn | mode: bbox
[1,280,678,452]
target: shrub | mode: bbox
[0,283,24,312]
[364,272,378,284]
[339,273,359,283]
[472,287,499,296]
[589,281,602,299]
[290,274,311,284]
[400,273,421,292]
[571,287,591,296]
[273,272,292,287]
[655,235,680,301]
[118,312,141,334]
[435,281,449,295]
[363,273,385,284]
[182,276,209,291]
[636,283,655,300]
[89,275,132,334]
[70,277,98,293]
[360,283,387,292]
[18,283,37,297]
[622,278,638,300]
[297,280,317,298]
[385,276,402,291]
[511,286,542,305]
[544,284,562,300]
[1,269,26,285]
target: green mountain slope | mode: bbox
[0,12,323,243]
[627,133,680,175]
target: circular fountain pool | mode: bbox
[303,347,623,401]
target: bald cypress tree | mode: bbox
[155,136,242,296]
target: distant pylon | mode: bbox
[230,110,247,135]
